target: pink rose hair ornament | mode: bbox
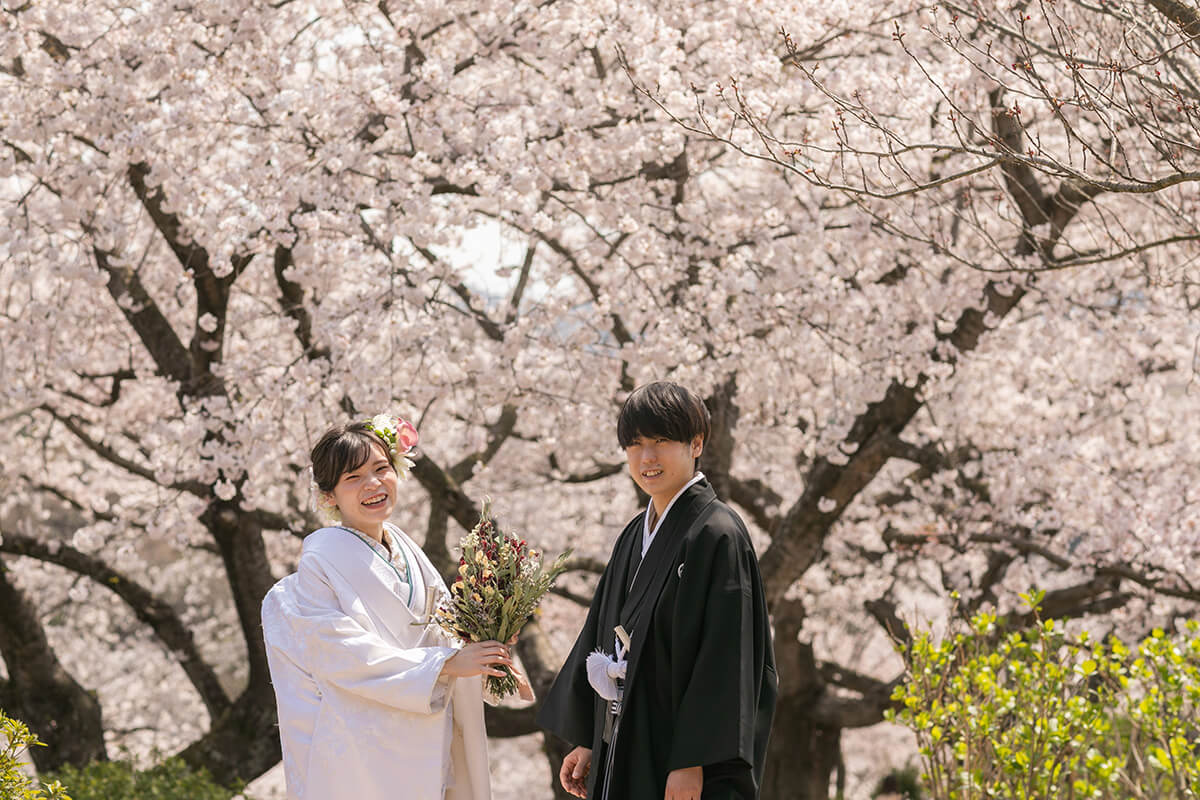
[364,413,420,480]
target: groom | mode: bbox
[538,382,777,800]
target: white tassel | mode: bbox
[586,650,627,701]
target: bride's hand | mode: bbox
[499,632,535,701]
[442,640,511,678]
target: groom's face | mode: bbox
[623,433,703,508]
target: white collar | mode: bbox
[642,472,705,556]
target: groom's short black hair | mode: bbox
[617,382,711,449]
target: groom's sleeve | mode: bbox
[535,567,611,747]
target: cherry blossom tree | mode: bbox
[1,0,1198,798]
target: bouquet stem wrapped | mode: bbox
[434,498,571,698]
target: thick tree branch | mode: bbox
[484,705,539,737]
[127,162,225,277]
[450,404,518,484]
[1097,562,1200,602]
[41,404,208,496]
[549,584,595,606]
[759,384,922,604]
[546,455,624,483]
[726,476,783,535]
[274,244,329,359]
[1146,0,1200,38]
[699,373,739,505]
[0,531,232,718]
[990,89,1048,236]
[127,162,248,395]
[813,659,903,729]
[0,557,107,770]
[883,526,1071,569]
[246,507,302,533]
[1008,575,1131,628]
[92,246,191,386]
[562,554,608,574]
[760,277,1029,605]
[864,596,912,649]
[411,453,483,534]
[424,493,455,580]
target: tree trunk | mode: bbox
[176,503,282,786]
[511,618,577,800]
[761,600,841,800]
[0,557,107,770]
[177,693,281,786]
[763,687,842,800]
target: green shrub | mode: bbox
[0,710,71,800]
[45,757,239,800]
[887,591,1200,800]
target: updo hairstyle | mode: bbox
[310,422,394,493]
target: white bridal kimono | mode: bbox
[261,524,491,800]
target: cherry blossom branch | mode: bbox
[56,368,138,409]
[644,76,1200,198]
[505,240,535,324]
[529,228,635,347]
[1030,231,1200,268]
[885,525,1200,605]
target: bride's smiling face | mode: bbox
[326,441,398,534]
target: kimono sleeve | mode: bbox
[262,551,455,716]
[666,522,769,772]
[536,566,612,747]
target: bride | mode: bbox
[261,414,532,800]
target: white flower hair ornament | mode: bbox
[365,413,420,481]
[308,466,341,523]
